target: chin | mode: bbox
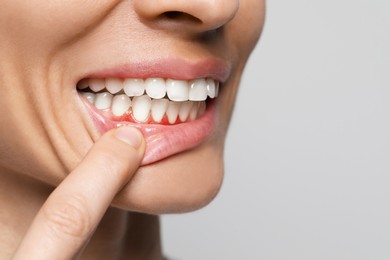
[111,136,225,214]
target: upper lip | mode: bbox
[78,58,231,83]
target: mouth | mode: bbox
[77,60,229,165]
[77,77,219,124]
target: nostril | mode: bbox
[160,11,202,24]
[134,0,239,33]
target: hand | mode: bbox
[12,126,145,259]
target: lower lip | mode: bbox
[80,95,218,165]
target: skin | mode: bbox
[0,0,265,259]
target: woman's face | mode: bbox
[0,0,264,214]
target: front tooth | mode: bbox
[166,101,180,124]
[179,101,193,122]
[145,78,166,99]
[206,79,216,98]
[81,92,96,104]
[151,99,169,123]
[106,78,123,94]
[189,79,208,101]
[123,79,145,97]
[89,78,105,92]
[94,92,113,109]
[166,79,189,102]
[132,95,151,122]
[112,94,131,117]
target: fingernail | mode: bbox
[114,126,143,148]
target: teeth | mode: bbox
[166,79,189,102]
[79,77,219,101]
[94,92,113,109]
[179,101,193,122]
[124,79,145,97]
[106,78,123,94]
[112,94,131,117]
[189,102,200,121]
[198,101,206,116]
[89,78,105,92]
[82,90,208,124]
[81,92,96,104]
[145,78,166,99]
[189,79,208,101]
[151,99,169,123]
[78,77,221,124]
[78,79,90,90]
[132,95,151,122]
[206,79,216,98]
[166,101,180,124]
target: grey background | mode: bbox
[162,0,390,259]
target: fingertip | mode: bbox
[113,126,144,149]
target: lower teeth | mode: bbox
[81,91,207,124]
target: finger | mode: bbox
[12,126,145,260]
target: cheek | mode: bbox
[228,0,265,56]
[0,1,120,53]
[218,0,265,124]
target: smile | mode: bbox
[77,77,219,124]
[77,59,229,165]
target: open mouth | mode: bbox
[77,77,219,124]
[76,59,229,165]
[77,76,221,165]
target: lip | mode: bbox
[77,58,229,165]
[84,58,231,83]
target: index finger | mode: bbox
[12,126,145,260]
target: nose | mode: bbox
[134,0,239,33]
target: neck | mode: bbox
[0,170,163,259]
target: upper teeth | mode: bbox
[78,77,219,101]
[77,77,219,124]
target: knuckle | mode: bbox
[43,195,91,239]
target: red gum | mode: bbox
[98,106,205,125]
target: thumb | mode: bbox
[13,126,145,260]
